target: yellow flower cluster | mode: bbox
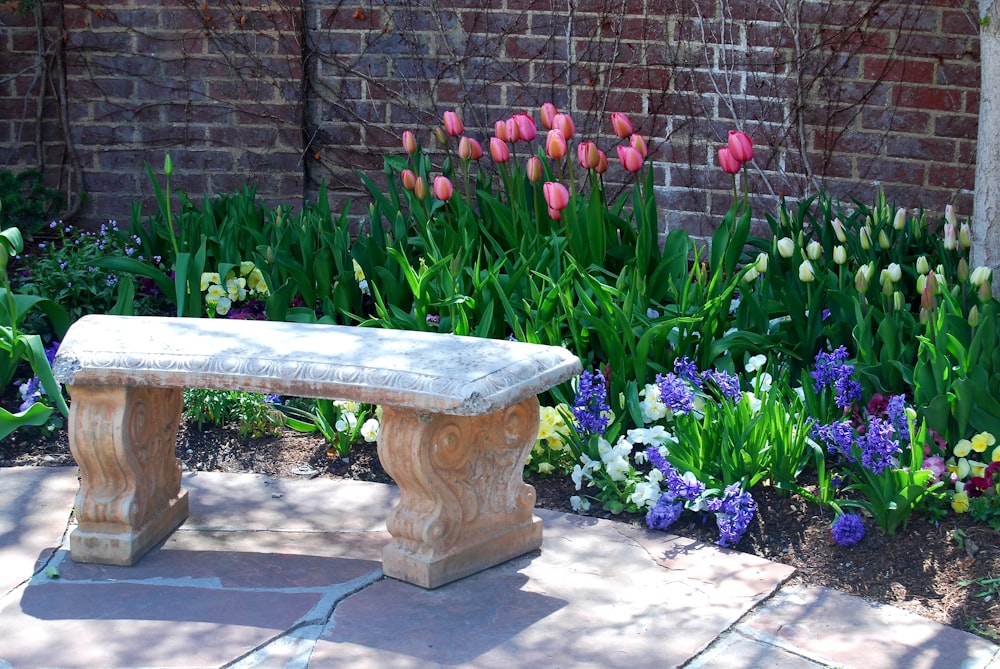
[948,431,998,513]
[201,262,270,317]
[527,404,573,474]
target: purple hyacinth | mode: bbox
[885,394,910,444]
[833,376,863,409]
[811,347,859,408]
[572,370,612,436]
[673,356,703,388]
[811,421,856,462]
[655,372,695,415]
[831,513,866,546]
[859,417,901,475]
[645,446,705,502]
[706,482,757,547]
[646,494,684,531]
[645,445,674,477]
[702,369,742,404]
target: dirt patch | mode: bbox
[3,419,999,641]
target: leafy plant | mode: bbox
[277,398,379,458]
[182,389,282,438]
[0,170,64,238]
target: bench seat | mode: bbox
[53,315,581,588]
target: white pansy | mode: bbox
[360,418,379,442]
[570,495,591,512]
[604,455,631,482]
[630,480,661,509]
[746,354,767,373]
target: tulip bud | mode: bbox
[893,207,906,231]
[505,117,520,143]
[743,266,759,283]
[547,206,562,221]
[887,262,902,283]
[946,204,958,227]
[806,240,822,260]
[922,271,938,310]
[433,127,448,145]
[982,280,993,302]
[401,169,417,191]
[916,274,927,294]
[727,130,754,163]
[617,145,643,172]
[893,290,904,311]
[543,181,570,211]
[433,176,453,201]
[458,136,483,161]
[755,252,768,273]
[916,255,929,275]
[595,150,609,174]
[860,226,871,250]
[489,137,510,163]
[540,102,558,130]
[960,223,972,249]
[969,305,980,327]
[525,156,543,182]
[545,129,567,159]
[944,223,957,251]
[777,237,795,258]
[833,245,847,265]
[265,245,276,264]
[878,229,890,249]
[164,153,174,177]
[629,133,648,159]
[414,176,428,200]
[402,130,417,155]
[552,113,575,139]
[855,264,872,292]
[958,257,969,282]
[442,110,464,137]
[882,275,895,296]
[919,308,929,324]
[513,113,537,142]
[718,147,741,175]
[578,141,600,170]
[970,266,991,287]
[831,217,847,243]
[494,120,509,142]
[798,260,815,283]
[610,112,633,138]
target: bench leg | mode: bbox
[66,385,188,566]
[377,397,543,588]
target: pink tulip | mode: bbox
[727,130,753,163]
[443,111,464,137]
[402,130,417,155]
[512,113,537,142]
[595,150,609,174]
[525,156,543,182]
[401,169,417,191]
[545,129,567,159]
[489,136,510,163]
[551,113,575,139]
[543,181,570,211]
[629,134,648,159]
[458,136,483,160]
[718,147,741,174]
[577,141,601,170]
[494,120,509,142]
[540,102,558,130]
[548,206,562,221]
[610,112,633,138]
[414,176,428,200]
[433,176,454,201]
[617,145,643,172]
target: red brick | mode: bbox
[894,86,962,112]
[863,56,935,84]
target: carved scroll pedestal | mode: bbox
[377,398,542,589]
[67,385,188,566]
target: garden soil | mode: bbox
[3,419,999,641]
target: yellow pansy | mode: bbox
[353,259,366,283]
[952,491,970,513]
[536,462,555,475]
[947,457,971,481]
[954,439,973,457]
[240,261,256,276]
[971,432,996,453]
[992,445,1000,462]
[201,272,221,291]
[207,284,226,300]
[971,461,988,479]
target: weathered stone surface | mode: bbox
[52,315,581,586]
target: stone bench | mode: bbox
[53,314,581,588]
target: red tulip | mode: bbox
[512,113,537,142]
[610,112,633,138]
[545,129,567,159]
[433,176,454,201]
[551,113,575,139]
[458,136,483,160]
[443,111,464,137]
[525,156,543,182]
[727,130,753,163]
[718,147,742,174]
[401,169,417,191]
[414,176,428,200]
[629,133,647,158]
[402,130,417,155]
[543,181,570,211]
[540,102,558,130]
[616,145,643,172]
[577,141,601,170]
[489,137,510,163]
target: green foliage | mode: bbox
[182,389,282,438]
[277,398,378,458]
[0,170,64,238]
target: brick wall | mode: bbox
[0,0,981,238]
